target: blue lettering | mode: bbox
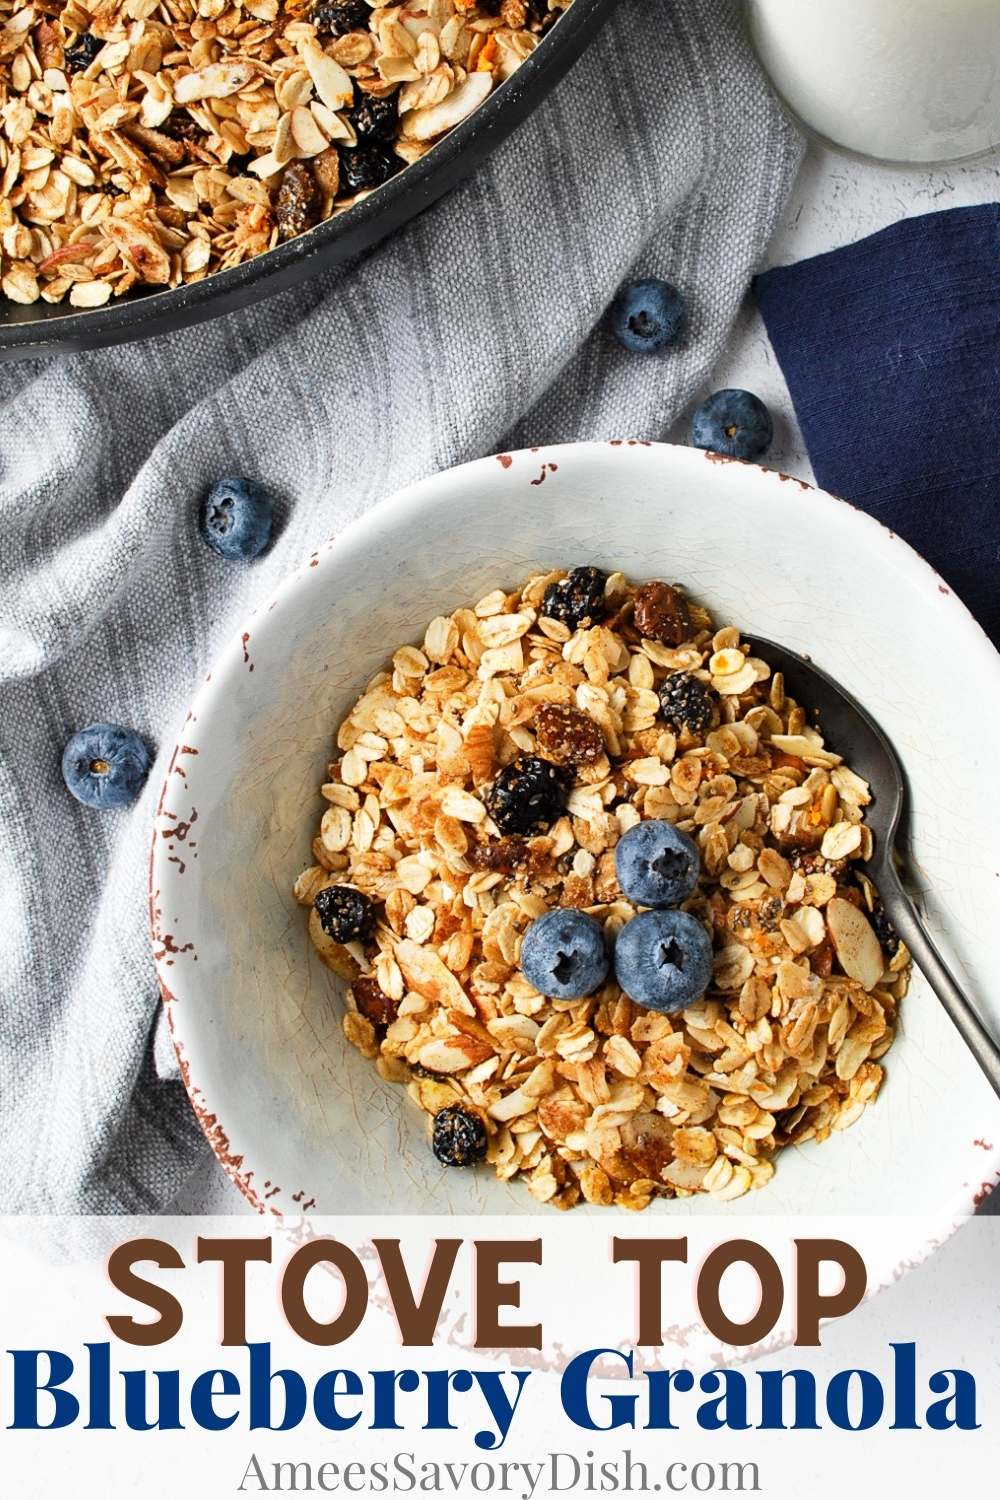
[247,1343,306,1431]
[561,1349,637,1432]
[9,1350,78,1430]
[190,1368,240,1431]
[313,1369,363,1432]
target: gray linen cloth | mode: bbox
[0,0,802,1213]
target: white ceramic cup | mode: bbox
[748,0,1000,165]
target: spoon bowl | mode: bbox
[750,636,1000,1099]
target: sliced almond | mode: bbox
[394,938,476,1015]
[290,105,329,158]
[310,99,353,143]
[821,820,862,861]
[100,215,171,283]
[827,896,884,991]
[173,60,258,104]
[298,38,354,112]
[417,1035,493,1075]
[308,907,361,981]
[401,70,492,141]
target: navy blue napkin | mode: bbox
[755,205,1000,646]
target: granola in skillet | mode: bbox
[0,0,570,308]
[293,568,911,1211]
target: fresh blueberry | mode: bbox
[612,278,686,354]
[692,388,773,461]
[613,908,712,1012]
[61,723,151,809]
[520,908,609,999]
[615,820,700,908]
[200,477,274,561]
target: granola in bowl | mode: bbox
[0,0,569,308]
[293,567,911,1212]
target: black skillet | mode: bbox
[0,0,613,362]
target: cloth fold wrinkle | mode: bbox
[0,0,803,1214]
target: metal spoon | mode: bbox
[749,637,1000,1099]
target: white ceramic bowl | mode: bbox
[151,441,1000,1228]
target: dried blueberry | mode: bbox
[310,0,370,36]
[541,567,608,630]
[349,92,399,143]
[338,144,399,194]
[432,1106,488,1167]
[314,885,376,943]
[64,32,103,72]
[484,755,570,836]
[658,672,715,735]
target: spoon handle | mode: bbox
[878,865,1000,1100]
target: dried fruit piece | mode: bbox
[633,581,691,645]
[314,885,376,943]
[310,0,370,36]
[534,703,604,767]
[484,755,571,835]
[432,1106,487,1167]
[658,672,715,734]
[869,898,900,957]
[338,144,399,193]
[64,33,102,72]
[350,93,399,142]
[275,162,320,241]
[541,567,608,630]
[162,111,203,144]
[467,838,526,874]
[352,975,398,1029]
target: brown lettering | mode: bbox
[196,1236,272,1345]
[372,1239,461,1347]
[105,1238,185,1346]
[612,1237,689,1346]
[795,1238,867,1346]
[473,1240,542,1350]
[697,1239,784,1346]
[280,1239,368,1346]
